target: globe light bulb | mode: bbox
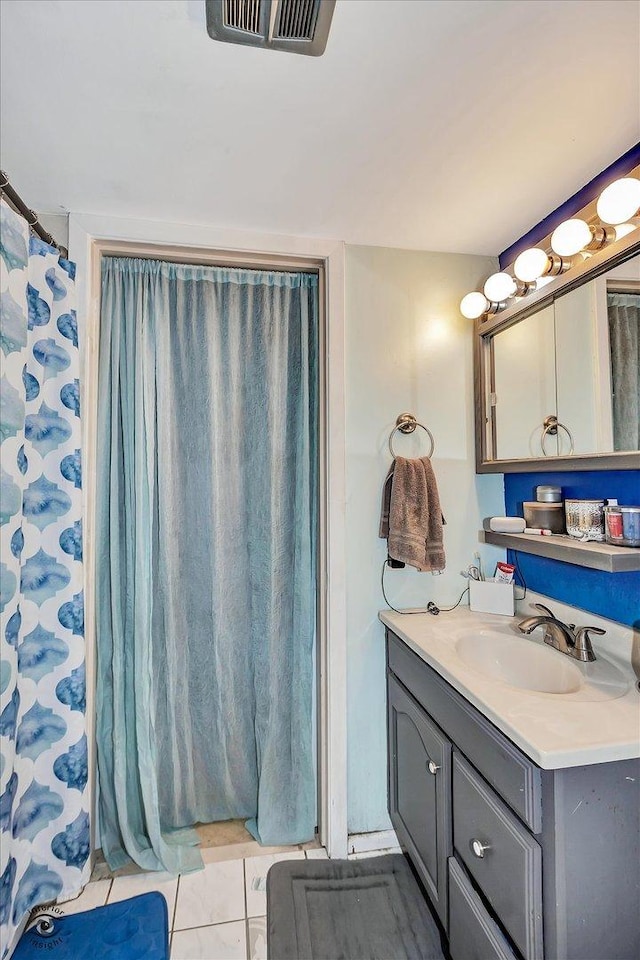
[460,292,489,319]
[483,273,517,302]
[550,219,592,257]
[596,177,640,225]
[513,248,550,283]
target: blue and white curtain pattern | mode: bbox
[0,201,89,958]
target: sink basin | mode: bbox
[454,627,630,700]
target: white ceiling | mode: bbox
[1,0,639,256]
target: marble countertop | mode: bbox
[379,604,640,769]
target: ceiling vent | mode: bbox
[205,0,336,56]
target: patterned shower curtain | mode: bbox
[0,200,89,958]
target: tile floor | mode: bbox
[56,845,329,960]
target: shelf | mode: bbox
[480,530,640,573]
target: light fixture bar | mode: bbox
[459,169,640,321]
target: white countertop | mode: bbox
[379,605,640,769]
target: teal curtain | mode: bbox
[1,200,89,957]
[608,292,640,451]
[96,257,318,874]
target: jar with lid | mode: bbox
[536,485,562,503]
[523,501,565,533]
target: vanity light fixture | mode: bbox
[483,272,517,302]
[550,218,613,257]
[596,177,640,225]
[460,291,491,320]
[460,174,639,321]
[513,247,569,283]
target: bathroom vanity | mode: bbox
[382,608,640,960]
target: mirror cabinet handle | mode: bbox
[427,760,440,775]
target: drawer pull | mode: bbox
[470,838,491,859]
[427,760,440,775]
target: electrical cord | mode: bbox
[381,559,470,616]
[512,550,527,600]
[436,585,470,612]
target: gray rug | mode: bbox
[266,854,445,960]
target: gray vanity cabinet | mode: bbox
[386,629,640,960]
[387,674,451,925]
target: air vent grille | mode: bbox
[206,0,335,56]
[223,0,262,34]
[274,0,319,40]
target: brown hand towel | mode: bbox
[380,456,446,572]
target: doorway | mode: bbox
[74,221,348,864]
[94,253,320,871]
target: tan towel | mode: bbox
[379,457,446,572]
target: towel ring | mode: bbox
[540,416,574,456]
[388,413,435,459]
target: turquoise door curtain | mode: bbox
[0,201,89,958]
[96,257,318,874]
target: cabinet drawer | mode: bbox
[453,753,543,960]
[387,673,452,927]
[449,857,518,960]
[388,631,541,832]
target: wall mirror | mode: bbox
[474,212,640,473]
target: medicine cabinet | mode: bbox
[475,209,640,473]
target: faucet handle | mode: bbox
[532,602,555,618]
[573,626,605,662]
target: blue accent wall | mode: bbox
[503,471,640,627]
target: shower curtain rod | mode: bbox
[1,169,69,258]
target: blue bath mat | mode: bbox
[14,892,168,959]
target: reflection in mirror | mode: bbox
[493,305,556,459]
[555,282,599,456]
[490,251,639,460]
[608,287,639,451]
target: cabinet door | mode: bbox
[388,673,452,927]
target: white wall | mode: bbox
[38,212,69,248]
[344,244,505,831]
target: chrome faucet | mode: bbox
[517,603,605,663]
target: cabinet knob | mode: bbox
[427,760,440,775]
[470,838,490,859]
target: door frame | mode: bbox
[69,213,348,858]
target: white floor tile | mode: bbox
[109,870,178,921]
[173,859,245,930]
[56,880,112,915]
[201,841,300,865]
[247,916,267,960]
[171,920,247,960]
[305,847,329,859]
[244,851,305,918]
